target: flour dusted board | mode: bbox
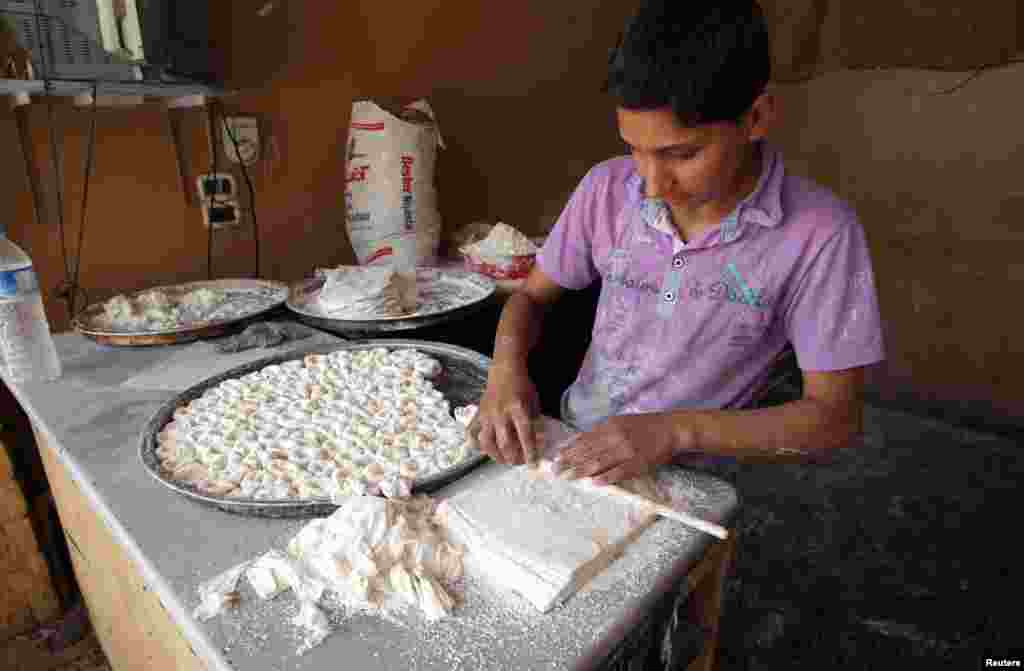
[443,466,658,613]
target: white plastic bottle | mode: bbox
[0,233,61,384]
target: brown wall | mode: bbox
[1,2,1020,426]
[1,102,264,328]
[0,86,355,331]
[772,67,1024,424]
[218,1,637,241]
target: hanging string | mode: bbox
[206,102,218,280]
[67,81,100,318]
[221,111,261,279]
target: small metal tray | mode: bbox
[73,279,290,347]
[139,339,490,517]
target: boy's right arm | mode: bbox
[471,266,566,465]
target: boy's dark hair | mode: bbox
[605,0,771,126]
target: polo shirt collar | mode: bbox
[626,141,785,246]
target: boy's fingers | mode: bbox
[558,435,601,470]
[592,463,634,486]
[509,405,537,464]
[474,421,499,461]
[494,419,524,465]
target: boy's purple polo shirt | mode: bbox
[537,143,885,431]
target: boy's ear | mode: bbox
[745,92,777,142]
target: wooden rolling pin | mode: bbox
[588,480,730,540]
[533,459,730,540]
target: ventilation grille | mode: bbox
[3,0,114,71]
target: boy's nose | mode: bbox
[641,158,672,199]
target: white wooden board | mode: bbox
[443,465,658,613]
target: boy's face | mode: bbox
[617,105,765,215]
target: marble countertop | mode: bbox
[2,329,739,671]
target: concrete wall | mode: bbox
[1,1,1019,426]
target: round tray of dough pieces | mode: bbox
[139,339,490,517]
[73,279,290,346]
[285,267,497,335]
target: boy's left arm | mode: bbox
[556,366,866,484]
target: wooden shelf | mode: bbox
[1,78,224,102]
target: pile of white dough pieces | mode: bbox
[194,494,463,655]
[104,287,226,330]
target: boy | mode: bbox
[471,0,884,484]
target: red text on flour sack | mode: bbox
[347,165,370,184]
[401,155,415,232]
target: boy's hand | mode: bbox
[555,413,696,484]
[469,361,541,465]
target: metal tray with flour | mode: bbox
[139,339,491,517]
[73,279,290,346]
[285,267,497,334]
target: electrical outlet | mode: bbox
[222,116,260,165]
[202,200,241,229]
[197,173,237,202]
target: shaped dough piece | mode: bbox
[182,287,224,310]
[103,294,139,322]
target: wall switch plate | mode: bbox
[202,200,241,229]
[197,173,237,202]
[222,116,260,165]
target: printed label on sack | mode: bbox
[0,266,38,298]
[365,247,394,264]
[400,155,415,232]
[344,99,441,265]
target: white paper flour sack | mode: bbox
[344,99,445,266]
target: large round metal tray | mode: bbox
[286,268,497,335]
[73,279,290,347]
[139,339,491,517]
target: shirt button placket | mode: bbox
[666,255,685,302]
[657,256,684,317]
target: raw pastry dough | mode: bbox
[157,347,478,502]
[103,294,140,323]
[317,266,411,318]
[182,287,223,309]
[102,287,229,330]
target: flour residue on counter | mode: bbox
[190,421,737,669]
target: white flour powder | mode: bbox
[462,223,538,258]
